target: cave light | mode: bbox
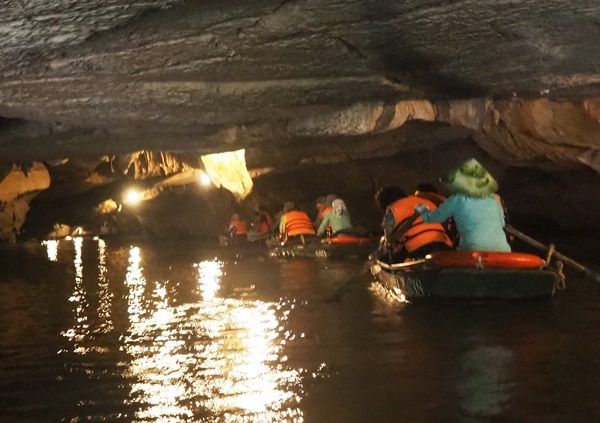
[198,171,212,187]
[123,188,143,206]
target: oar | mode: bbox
[325,211,421,303]
[505,225,600,283]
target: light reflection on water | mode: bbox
[61,237,89,353]
[54,239,305,421]
[41,239,59,261]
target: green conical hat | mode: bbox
[443,158,499,197]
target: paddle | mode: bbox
[325,211,421,303]
[505,225,600,284]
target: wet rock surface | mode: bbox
[0,1,599,168]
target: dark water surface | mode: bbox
[1,237,600,422]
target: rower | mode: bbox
[279,201,316,245]
[376,186,453,263]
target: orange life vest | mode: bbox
[230,218,249,236]
[283,211,316,237]
[318,207,333,221]
[257,212,274,234]
[387,195,452,253]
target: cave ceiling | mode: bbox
[0,0,599,168]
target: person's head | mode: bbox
[283,201,296,213]
[416,182,438,193]
[375,186,407,210]
[444,158,499,197]
[230,213,240,221]
[332,199,347,216]
[258,205,269,214]
[325,194,338,207]
[314,196,326,211]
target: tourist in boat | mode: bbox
[279,201,316,244]
[313,196,330,228]
[247,205,274,242]
[376,186,453,262]
[227,213,249,239]
[416,158,511,252]
[317,198,352,237]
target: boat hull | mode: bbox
[372,263,559,300]
[268,239,376,259]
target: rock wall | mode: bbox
[0,163,50,242]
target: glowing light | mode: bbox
[42,239,59,261]
[123,188,142,206]
[198,171,212,187]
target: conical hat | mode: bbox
[443,158,499,197]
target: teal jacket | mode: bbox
[421,194,511,252]
[317,212,352,236]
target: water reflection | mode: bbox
[457,345,514,418]
[61,237,89,354]
[41,239,59,261]
[124,255,303,421]
[97,239,113,333]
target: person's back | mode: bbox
[317,199,352,236]
[387,195,452,255]
[440,195,510,252]
[417,158,511,253]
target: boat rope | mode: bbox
[545,243,556,266]
[556,261,566,290]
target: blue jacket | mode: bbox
[421,194,511,252]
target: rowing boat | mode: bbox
[267,234,377,259]
[370,251,562,300]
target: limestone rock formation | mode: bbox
[0,163,50,241]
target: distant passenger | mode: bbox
[376,186,452,262]
[227,214,249,239]
[247,205,274,242]
[279,201,316,244]
[313,196,331,228]
[317,199,353,237]
[416,158,511,252]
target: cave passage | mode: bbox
[2,1,600,421]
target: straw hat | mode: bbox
[443,158,499,197]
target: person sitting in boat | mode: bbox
[313,196,331,228]
[247,205,274,242]
[414,182,447,206]
[415,158,511,252]
[376,186,453,262]
[279,201,316,244]
[317,199,353,237]
[227,213,249,239]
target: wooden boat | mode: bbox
[370,250,562,300]
[267,234,377,259]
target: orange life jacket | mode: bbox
[387,195,452,253]
[283,211,316,237]
[257,212,274,234]
[230,218,249,236]
[318,207,333,221]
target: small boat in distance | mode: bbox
[370,250,562,301]
[267,233,377,259]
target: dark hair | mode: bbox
[375,186,407,210]
[258,205,269,213]
[416,183,438,193]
